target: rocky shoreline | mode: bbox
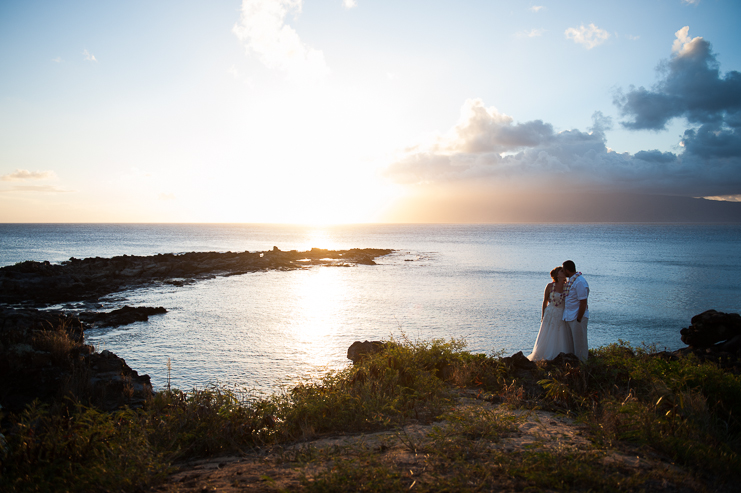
[0,247,394,415]
[0,306,156,413]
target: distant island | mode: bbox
[390,192,741,223]
[553,193,741,223]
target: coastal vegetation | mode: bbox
[1,329,740,492]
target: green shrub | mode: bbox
[144,385,278,458]
[536,342,741,480]
[1,400,169,493]
[271,338,463,440]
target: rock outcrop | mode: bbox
[0,307,153,413]
[680,309,741,349]
[347,340,387,363]
[676,310,741,367]
[500,351,537,371]
[0,248,394,305]
[78,305,167,327]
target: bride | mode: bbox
[528,266,575,361]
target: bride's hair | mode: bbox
[550,266,563,282]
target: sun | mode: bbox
[198,160,402,225]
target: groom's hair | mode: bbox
[563,260,576,273]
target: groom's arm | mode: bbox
[577,299,588,322]
[575,280,588,322]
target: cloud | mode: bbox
[627,35,640,41]
[613,25,741,161]
[52,56,62,63]
[682,0,701,5]
[703,194,741,202]
[383,98,741,198]
[0,185,72,193]
[565,23,610,49]
[343,0,357,8]
[233,0,329,82]
[1,169,56,181]
[529,6,544,13]
[516,28,546,38]
[633,150,676,163]
[671,25,701,55]
[83,49,97,62]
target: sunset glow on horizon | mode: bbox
[1,1,740,224]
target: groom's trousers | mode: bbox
[566,318,589,361]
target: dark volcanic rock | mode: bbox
[79,305,167,327]
[680,310,741,348]
[347,340,387,363]
[83,349,153,410]
[0,248,394,305]
[0,307,153,413]
[671,310,741,370]
[501,351,537,371]
[722,334,741,353]
[548,352,581,367]
[0,306,85,343]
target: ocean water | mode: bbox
[2,223,740,393]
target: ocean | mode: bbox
[2,223,740,393]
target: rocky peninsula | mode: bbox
[0,247,394,305]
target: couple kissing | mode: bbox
[527,260,589,362]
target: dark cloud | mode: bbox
[614,27,741,131]
[634,150,677,163]
[681,123,741,158]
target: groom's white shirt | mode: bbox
[563,276,589,321]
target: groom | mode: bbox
[562,260,589,361]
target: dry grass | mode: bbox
[31,325,78,366]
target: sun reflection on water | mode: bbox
[288,266,350,374]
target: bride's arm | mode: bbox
[542,283,552,319]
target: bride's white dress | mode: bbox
[527,289,574,361]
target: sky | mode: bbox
[1,0,740,224]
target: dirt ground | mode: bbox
[150,391,676,492]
